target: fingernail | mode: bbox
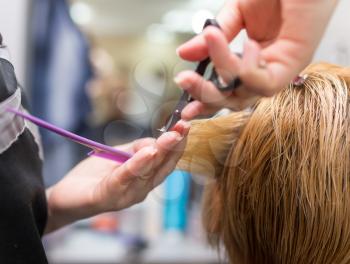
[176,47,180,57]
[174,76,181,84]
[180,122,191,137]
[176,135,183,142]
[243,39,262,69]
[174,77,192,90]
[168,131,183,143]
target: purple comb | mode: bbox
[7,108,132,163]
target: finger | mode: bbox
[123,132,184,183]
[177,1,242,61]
[181,100,220,120]
[203,26,241,82]
[130,123,190,188]
[156,131,182,150]
[216,0,244,42]
[152,121,190,183]
[239,40,268,95]
[181,101,204,120]
[239,40,294,96]
[124,122,190,184]
[176,35,208,62]
[112,142,134,153]
[226,88,261,110]
[115,137,156,154]
[157,120,191,152]
[116,146,157,185]
[240,0,338,97]
[132,138,156,153]
[135,124,190,191]
[152,136,188,188]
[259,35,317,96]
[174,71,231,107]
[170,120,191,138]
[152,155,180,189]
[154,121,190,166]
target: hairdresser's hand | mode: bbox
[175,0,338,119]
[44,121,190,233]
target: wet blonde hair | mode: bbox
[179,63,350,264]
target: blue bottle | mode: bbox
[163,170,191,232]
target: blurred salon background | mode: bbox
[0,0,350,263]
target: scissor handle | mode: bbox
[195,19,242,92]
[204,19,221,29]
[209,69,242,92]
[194,19,220,76]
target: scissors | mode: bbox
[159,19,242,134]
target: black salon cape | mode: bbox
[0,130,48,263]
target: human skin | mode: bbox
[44,120,190,233]
[175,0,338,119]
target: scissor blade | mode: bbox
[159,91,192,134]
[159,57,212,134]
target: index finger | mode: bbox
[177,0,243,61]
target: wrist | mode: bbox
[44,184,103,234]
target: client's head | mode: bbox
[179,63,350,264]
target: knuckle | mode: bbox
[258,87,276,97]
[258,82,281,97]
[136,193,148,204]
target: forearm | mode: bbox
[44,185,101,234]
[44,188,61,234]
